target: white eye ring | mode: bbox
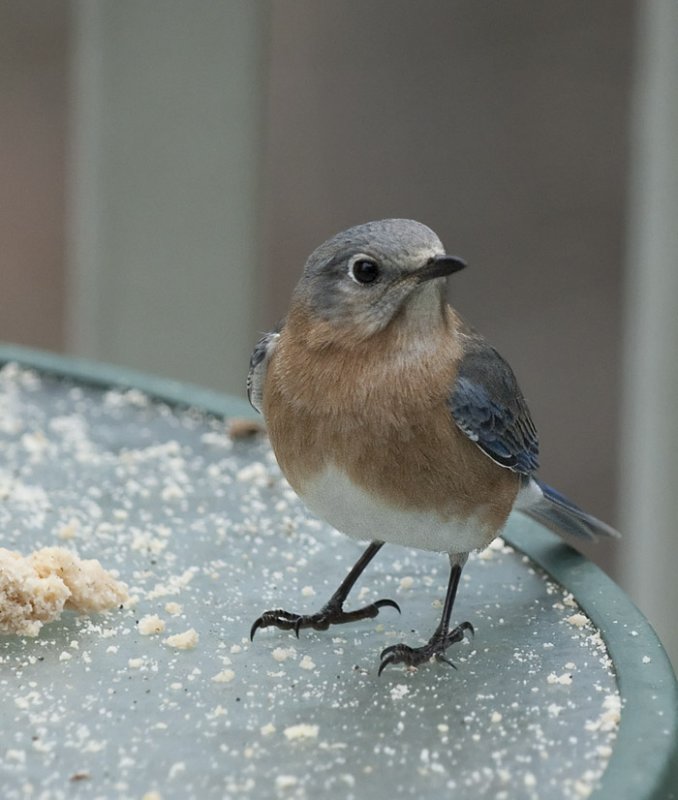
[348,254,380,285]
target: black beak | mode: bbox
[415,254,467,283]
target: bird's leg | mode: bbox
[250,540,400,640]
[378,552,473,675]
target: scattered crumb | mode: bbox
[236,463,268,484]
[275,775,298,790]
[301,585,316,597]
[161,483,185,501]
[168,762,186,780]
[212,669,235,683]
[399,576,414,590]
[228,418,265,439]
[0,546,128,636]
[586,694,622,732]
[138,614,166,635]
[164,602,182,616]
[164,629,199,650]
[390,684,409,701]
[57,519,79,540]
[547,672,573,686]
[566,613,589,629]
[574,779,594,797]
[490,711,503,724]
[272,646,294,662]
[299,655,316,671]
[260,723,276,736]
[128,657,144,669]
[283,723,319,741]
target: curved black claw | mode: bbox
[378,621,474,676]
[250,597,401,641]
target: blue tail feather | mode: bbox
[522,479,620,541]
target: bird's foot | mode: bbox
[250,597,400,640]
[378,621,474,676]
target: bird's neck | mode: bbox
[272,300,462,419]
[287,283,452,353]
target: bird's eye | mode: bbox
[349,257,380,285]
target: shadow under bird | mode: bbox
[247,219,619,675]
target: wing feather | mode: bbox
[448,335,539,475]
[247,325,282,413]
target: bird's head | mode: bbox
[291,219,466,340]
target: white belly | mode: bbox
[300,464,496,554]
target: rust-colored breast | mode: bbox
[263,307,520,535]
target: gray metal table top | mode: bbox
[0,345,676,800]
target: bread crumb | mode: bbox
[164,629,199,650]
[260,722,276,736]
[301,585,316,597]
[283,723,319,741]
[390,684,409,700]
[228,418,265,439]
[299,655,315,671]
[490,711,503,723]
[57,519,79,540]
[275,775,298,790]
[547,672,573,686]
[272,646,294,662]
[566,613,589,628]
[0,546,128,637]
[164,602,182,616]
[168,762,186,780]
[236,463,268,484]
[399,576,414,590]
[161,483,184,501]
[128,657,145,669]
[212,669,235,683]
[586,694,622,732]
[138,614,166,635]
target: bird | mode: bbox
[247,219,618,675]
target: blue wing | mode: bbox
[448,335,539,475]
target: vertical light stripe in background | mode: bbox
[622,0,678,668]
[66,0,268,396]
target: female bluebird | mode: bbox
[248,219,618,674]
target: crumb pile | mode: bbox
[0,547,128,636]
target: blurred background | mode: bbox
[1,0,676,666]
